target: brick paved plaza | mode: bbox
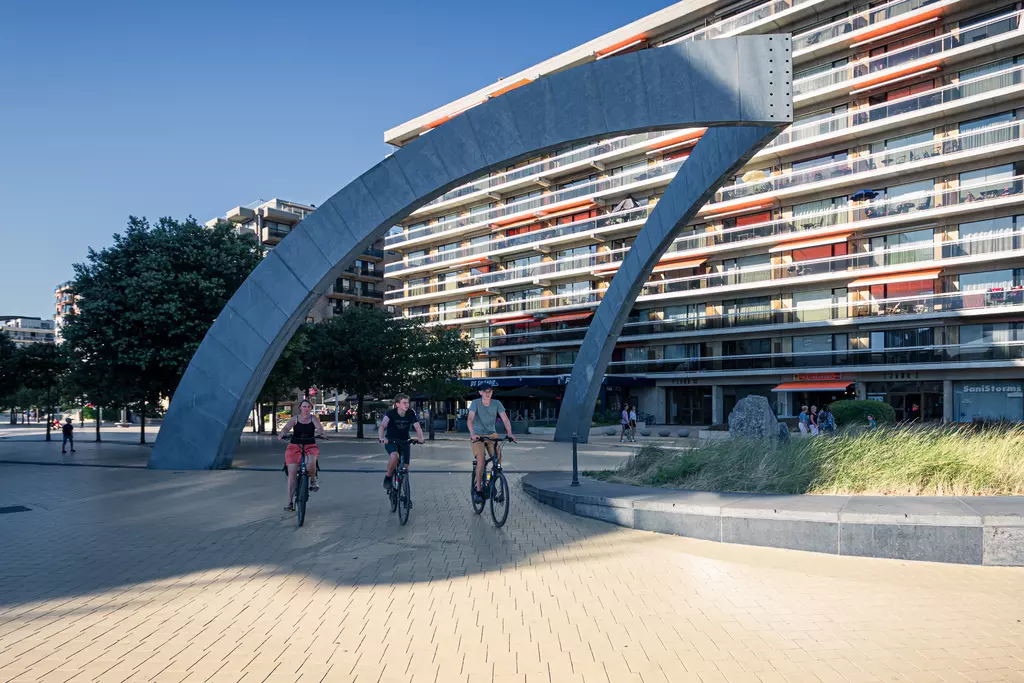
[2,463,1024,683]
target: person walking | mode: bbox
[628,405,638,441]
[819,405,836,435]
[809,405,820,436]
[620,404,631,443]
[798,405,810,435]
[61,417,75,454]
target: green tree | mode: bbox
[61,217,263,443]
[0,334,19,423]
[258,325,309,436]
[305,307,414,438]
[19,343,65,441]
[410,325,476,440]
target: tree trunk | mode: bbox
[140,398,146,445]
[428,400,436,441]
[356,394,364,439]
[271,401,278,436]
[251,405,257,433]
[96,406,102,442]
[80,405,84,429]
[45,405,52,442]
[257,404,263,433]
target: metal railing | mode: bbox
[793,0,950,54]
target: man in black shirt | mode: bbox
[61,417,75,454]
[378,393,424,496]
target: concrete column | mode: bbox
[943,379,954,423]
[856,383,867,401]
[712,385,724,425]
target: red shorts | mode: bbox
[285,443,319,466]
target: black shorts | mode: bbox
[385,442,412,463]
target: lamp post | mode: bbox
[571,432,580,487]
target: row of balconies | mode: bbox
[387,173,1024,306]
[387,60,1024,250]
[387,117,1024,279]
[396,0,1006,233]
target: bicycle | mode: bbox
[470,435,514,528]
[386,438,419,526]
[291,436,324,528]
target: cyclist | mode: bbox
[468,383,516,503]
[379,393,425,503]
[278,398,325,511]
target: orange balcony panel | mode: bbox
[541,311,594,324]
[490,316,535,326]
[849,7,947,46]
[703,200,775,217]
[535,198,597,218]
[769,232,853,253]
[647,128,706,151]
[773,381,852,392]
[848,268,941,287]
[490,78,531,98]
[595,33,647,58]
[849,61,941,94]
[652,257,706,274]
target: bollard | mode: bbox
[571,432,580,487]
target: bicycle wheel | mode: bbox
[296,473,308,528]
[470,465,484,514]
[398,474,411,526]
[489,471,510,528]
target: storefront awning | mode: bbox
[773,381,852,392]
[848,268,941,287]
[540,311,593,324]
[769,232,853,253]
[489,316,535,326]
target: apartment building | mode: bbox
[206,198,395,319]
[1,317,56,347]
[383,0,1024,425]
[53,281,78,342]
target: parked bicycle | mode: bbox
[386,437,419,525]
[470,435,514,528]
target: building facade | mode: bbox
[1,317,56,347]
[206,198,396,319]
[53,281,78,342]
[381,0,1024,425]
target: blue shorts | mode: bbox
[386,442,411,463]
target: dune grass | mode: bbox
[586,425,1024,496]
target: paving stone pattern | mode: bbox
[2,464,1024,683]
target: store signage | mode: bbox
[960,383,1023,394]
[795,373,841,381]
[883,372,920,380]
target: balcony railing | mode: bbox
[665,0,819,46]
[483,340,1024,377]
[418,131,676,211]
[792,0,949,54]
[793,10,1023,97]
[714,119,1024,204]
[388,157,685,247]
[344,264,384,279]
[769,63,1024,149]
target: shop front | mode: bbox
[864,381,943,422]
[772,374,856,416]
[953,381,1024,423]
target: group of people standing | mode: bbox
[798,404,835,436]
[620,403,638,442]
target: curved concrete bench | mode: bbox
[521,473,1024,566]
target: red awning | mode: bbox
[489,316,534,326]
[541,311,594,324]
[848,268,941,287]
[773,381,852,392]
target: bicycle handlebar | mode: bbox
[473,435,516,442]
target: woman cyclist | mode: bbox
[278,399,325,511]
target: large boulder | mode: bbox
[728,395,781,440]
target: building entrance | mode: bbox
[666,387,711,425]
[865,382,943,422]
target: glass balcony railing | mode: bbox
[793,10,1022,96]
[388,157,686,246]
[770,63,1024,149]
[715,119,1024,204]
[418,131,676,210]
[793,0,945,54]
[665,0,818,45]
[483,340,1024,377]
[386,206,651,274]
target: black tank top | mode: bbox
[290,418,316,444]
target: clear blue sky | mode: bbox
[0,0,670,320]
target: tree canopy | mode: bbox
[60,216,263,440]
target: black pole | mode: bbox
[571,432,580,487]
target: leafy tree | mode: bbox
[61,216,263,443]
[410,325,476,439]
[0,334,19,422]
[19,343,65,441]
[305,307,414,438]
[258,325,309,435]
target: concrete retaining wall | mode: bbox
[521,473,1024,566]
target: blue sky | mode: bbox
[0,0,669,319]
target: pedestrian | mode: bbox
[809,405,820,436]
[866,414,877,429]
[628,405,638,441]
[798,405,809,435]
[620,403,630,443]
[819,405,836,435]
[61,417,76,454]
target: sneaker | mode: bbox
[383,475,392,491]
[311,480,320,493]
[472,490,483,504]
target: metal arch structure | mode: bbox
[150,36,793,469]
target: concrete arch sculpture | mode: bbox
[151,36,793,469]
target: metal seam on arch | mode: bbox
[150,36,792,469]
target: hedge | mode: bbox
[829,399,895,427]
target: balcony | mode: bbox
[362,247,386,260]
[260,225,290,244]
[343,264,384,279]
[226,206,256,223]
[793,9,1024,107]
[765,63,1024,153]
[710,119,1024,209]
[664,0,839,49]
[388,156,686,248]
